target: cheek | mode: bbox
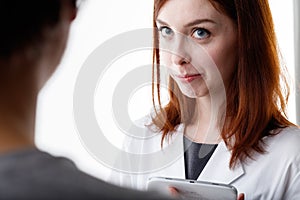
[207,42,237,81]
[160,51,172,66]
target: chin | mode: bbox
[183,93,206,99]
[178,85,208,99]
[181,90,208,98]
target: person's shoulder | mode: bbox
[0,148,72,170]
[134,112,183,132]
[133,113,162,134]
[273,126,300,144]
[0,149,98,198]
[0,148,97,182]
[0,149,174,200]
[266,126,300,160]
[134,114,153,127]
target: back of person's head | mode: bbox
[0,0,77,59]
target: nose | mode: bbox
[171,52,190,66]
[170,36,191,66]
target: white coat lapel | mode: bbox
[160,124,185,179]
[198,141,245,184]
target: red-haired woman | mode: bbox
[116,0,300,199]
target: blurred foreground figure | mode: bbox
[0,1,174,199]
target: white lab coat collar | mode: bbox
[161,124,245,184]
[198,141,245,184]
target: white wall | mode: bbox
[294,0,300,124]
[35,0,296,180]
[269,0,296,123]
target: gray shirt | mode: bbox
[184,137,218,180]
[0,148,173,200]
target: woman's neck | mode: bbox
[185,95,225,144]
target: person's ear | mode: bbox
[70,6,77,21]
[66,0,77,21]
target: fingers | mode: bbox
[169,186,244,200]
[169,187,179,197]
[238,193,245,200]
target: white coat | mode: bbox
[110,116,300,200]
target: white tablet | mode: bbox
[147,177,237,200]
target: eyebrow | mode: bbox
[156,18,216,27]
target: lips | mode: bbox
[176,74,202,82]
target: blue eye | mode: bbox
[159,27,174,38]
[192,28,210,39]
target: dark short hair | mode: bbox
[0,0,77,58]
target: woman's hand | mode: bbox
[169,187,179,197]
[238,193,245,200]
[169,187,245,200]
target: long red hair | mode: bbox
[152,0,294,168]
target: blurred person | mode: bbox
[0,0,175,199]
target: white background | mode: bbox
[35,0,296,181]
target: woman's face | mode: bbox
[156,0,237,98]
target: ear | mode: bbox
[66,0,77,21]
[70,5,77,21]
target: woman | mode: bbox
[115,0,300,199]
